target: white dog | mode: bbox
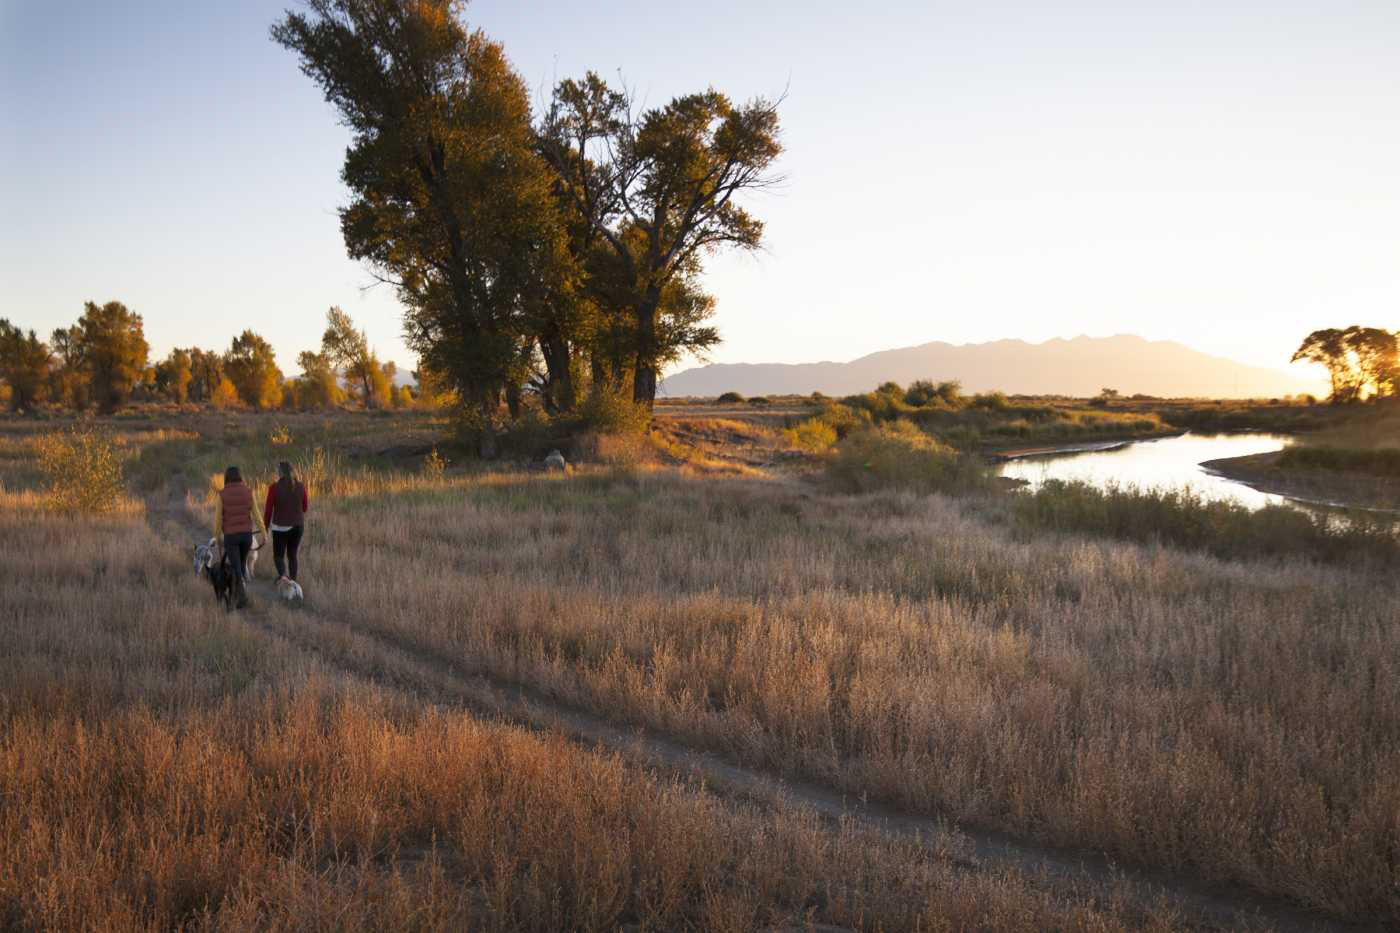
[276,576,305,602]
[246,532,262,578]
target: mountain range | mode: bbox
[659,335,1318,400]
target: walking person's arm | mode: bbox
[214,496,223,537]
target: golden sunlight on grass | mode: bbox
[0,470,1183,931]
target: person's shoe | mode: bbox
[235,581,249,609]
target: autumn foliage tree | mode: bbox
[153,348,194,403]
[0,320,52,411]
[224,330,284,410]
[71,301,149,413]
[295,350,346,410]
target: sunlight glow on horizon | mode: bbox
[3,1,1391,395]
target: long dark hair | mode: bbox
[224,465,242,485]
[277,461,294,487]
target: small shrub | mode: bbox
[581,386,651,435]
[747,395,771,406]
[814,402,870,439]
[828,422,989,494]
[903,379,963,408]
[268,424,293,446]
[971,391,1009,411]
[876,381,904,397]
[716,391,745,404]
[422,447,446,478]
[34,426,126,512]
[784,417,838,453]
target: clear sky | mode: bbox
[5,0,1397,391]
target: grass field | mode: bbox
[2,408,1395,930]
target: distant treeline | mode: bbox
[0,303,438,414]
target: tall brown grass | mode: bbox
[0,477,1173,931]
[298,468,1400,922]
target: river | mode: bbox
[997,433,1297,510]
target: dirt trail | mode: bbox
[150,491,1374,933]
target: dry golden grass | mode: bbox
[293,468,1400,922]
[0,467,1180,930]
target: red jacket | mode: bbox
[264,478,309,529]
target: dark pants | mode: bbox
[223,532,253,581]
[273,525,304,581]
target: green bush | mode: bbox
[580,386,652,435]
[716,391,745,404]
[904,379,962,408]
[812,403,870,439]
[784,417,838,453]
[35,426,126,512]
[747,395,771,406]
[828,422,989,494]
[971,391,1010,411]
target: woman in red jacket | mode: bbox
[215,465,267,609]
[263,460,309,585]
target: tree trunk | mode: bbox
[541,331,576,413]
[477,395,498,459]
[589,355,607,395]
[631,295,660,409]
[505,380,522,420]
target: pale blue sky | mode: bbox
[5,1,1397,391]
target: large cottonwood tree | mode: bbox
[274,0,575,454]
[539,73,782,406]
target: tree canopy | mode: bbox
[0,321,51,411]
[1292,326,1399,402]
[540,74,782,405]
[273,0,782,443]
[71,301,149,413]
[225,330,285,410]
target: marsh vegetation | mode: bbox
[2,406,1396,930]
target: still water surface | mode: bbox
[997,433,1295,510]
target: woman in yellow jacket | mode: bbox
[215,465,268,609]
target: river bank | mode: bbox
[1203,451,1400,512]
[982,431,1181,462]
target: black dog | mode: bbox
[195,541,236,611]
[205,551,236,611]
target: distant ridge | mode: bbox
[660,335,1316,399]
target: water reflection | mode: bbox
[997,433,1295,510]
